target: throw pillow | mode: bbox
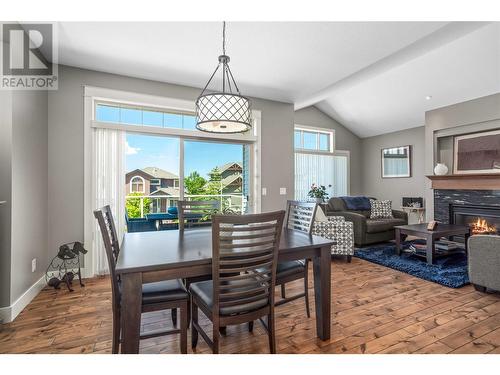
[370,199,393,219]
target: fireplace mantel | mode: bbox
[427,174,500,190]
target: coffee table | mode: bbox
[395,223,471,265]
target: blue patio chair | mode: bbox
[125,212,157,233]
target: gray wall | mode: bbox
[0,89,13,308]
[424,93,500,219]
[294,106,363,195]
[10,91,48,302]
[48,65,295,258]
[0,89,48,307]
[360,126,426,222]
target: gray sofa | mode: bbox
[468,235,500,292]
[324,197,408,246]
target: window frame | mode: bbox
[294,125,334,154]
[130,175,146,194]
[85,86,262,278]
[150,178,161,186]
[293,124,350,198]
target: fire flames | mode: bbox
[470,218,497,234]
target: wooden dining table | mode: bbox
[116,227,335,353]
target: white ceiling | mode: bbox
[54,21,500,137]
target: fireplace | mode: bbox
[449,204,500,236]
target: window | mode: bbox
[294,126,349,200]
[95,103,198,131]
[130,176,145,193]
[294,127,333,152]
[150,178,161,185]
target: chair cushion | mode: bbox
[276,260,305,277]
[366,218,406,233]
[189,280,269,316]
[141,279,188,305]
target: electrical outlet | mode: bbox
[262,187,267,196]
[31,258,36,273]
[279,187,287,195]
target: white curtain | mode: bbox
[92,128,126,275]
[295,152,348,200]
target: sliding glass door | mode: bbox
[125,134,180,218]
[124,134,250,221]
[184,140,248,214]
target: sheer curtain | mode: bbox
[92,128,126,275]
[295,152,348,200]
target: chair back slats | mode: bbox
[178,200,220,232]
[285,200,318,234]
[211,211,285,316]
[93,205,120,312]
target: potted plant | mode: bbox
[307,184,331,203]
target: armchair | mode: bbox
[468,235,500,292]
[313,216,354,262]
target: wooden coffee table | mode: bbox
[395,223,471,265]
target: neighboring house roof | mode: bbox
[221,174,242,188]
[126,167,179,180]
[217,162,242,173]
[150,187,181,196]
[141,167,179,179]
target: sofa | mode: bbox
[323,197,408,246]
[468,235,500,292]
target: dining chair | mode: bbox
[177,199,221,325]
[178,200,221,233]
[190,210,285,354]
[94,205,189,354]
[274,200,318,318]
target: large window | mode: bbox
[294,126,349,200]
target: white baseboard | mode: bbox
[0,276,46,323]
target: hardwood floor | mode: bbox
[1,257,499,354]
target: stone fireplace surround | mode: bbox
[434,189,500,225]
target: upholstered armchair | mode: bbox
[468,235,500,292]
[313,216,354,262]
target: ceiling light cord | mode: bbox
[199,21,241,96]
[222,21,226,56]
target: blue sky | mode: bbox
[126,134,243,179]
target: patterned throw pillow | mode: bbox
[370,199,393,219]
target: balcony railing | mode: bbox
[125,194,246,219]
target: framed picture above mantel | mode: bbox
[453,129,500,174]
[381,145,412,178]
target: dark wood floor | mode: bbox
[1,257,500,354]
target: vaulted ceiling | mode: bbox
[54,21,500,137]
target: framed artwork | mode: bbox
[381,145,412,178]
[453,129,500,174]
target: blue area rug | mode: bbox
[354,240,469,288]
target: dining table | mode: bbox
[115,227,335,353]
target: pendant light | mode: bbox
[195,22,252,133]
